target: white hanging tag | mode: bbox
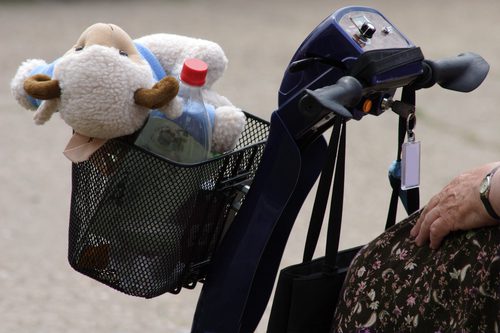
[401,140,420,190]
[401,112,420,190]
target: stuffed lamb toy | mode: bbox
[11,23,246,160]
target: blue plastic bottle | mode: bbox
[135,58,213,163]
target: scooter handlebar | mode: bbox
[299,53,488,120]
[299,76,363,118]
[412,52,489,92]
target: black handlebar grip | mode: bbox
[415,52,489,92]
[300,76,363,118]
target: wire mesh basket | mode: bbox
[68,113,269,298]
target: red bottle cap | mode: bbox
[180,58,208,86]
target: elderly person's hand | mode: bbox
[410,162,500,249]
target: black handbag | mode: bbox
[267,248,361,333]
[267,88,420,333]
[267,116,357,333]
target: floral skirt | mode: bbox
[332,210,500,333]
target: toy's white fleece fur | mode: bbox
[56,45,156,139]
[10,58,46,111]
[11,34,246,152]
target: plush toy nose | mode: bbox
[23,73,61,100]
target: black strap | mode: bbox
[385,87,420,229]
[303,117,343,263]
[385,116,406,230]
[324,118,346,268]
[305,87,421,265]
[302,116,346,268]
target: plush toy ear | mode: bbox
[134,76,179,109]
[23,74,61,100]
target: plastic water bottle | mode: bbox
[135,58,213,163]
[176,58,213,160]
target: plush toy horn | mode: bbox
[134,76,179,109]
[23,74,61,100]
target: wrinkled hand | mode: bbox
[410,163,500,249]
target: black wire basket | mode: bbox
[68,113,269,298]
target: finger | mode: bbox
[429,217,451,249]
[411,195,440,237]
[415,207,440,246]
[410,213,423,237]
[411,207,428,237]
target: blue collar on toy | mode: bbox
[134,41,167,81]
[27,60,58,107]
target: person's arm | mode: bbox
[410,162,500,249]
[488,165,500,216]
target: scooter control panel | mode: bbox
[279,5,423,132]
[338,10,412,51]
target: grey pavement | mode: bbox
[1,0,499,332]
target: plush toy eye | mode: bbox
[75,46,84,51]
[119,50,128,57]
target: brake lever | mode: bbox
[299,76,363,118]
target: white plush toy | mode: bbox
[11,23,246,159]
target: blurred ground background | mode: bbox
[1,0,499,332]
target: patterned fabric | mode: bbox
[332,210,500,333]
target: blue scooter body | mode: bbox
[192,6,426,333]
[192,112,326,333]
